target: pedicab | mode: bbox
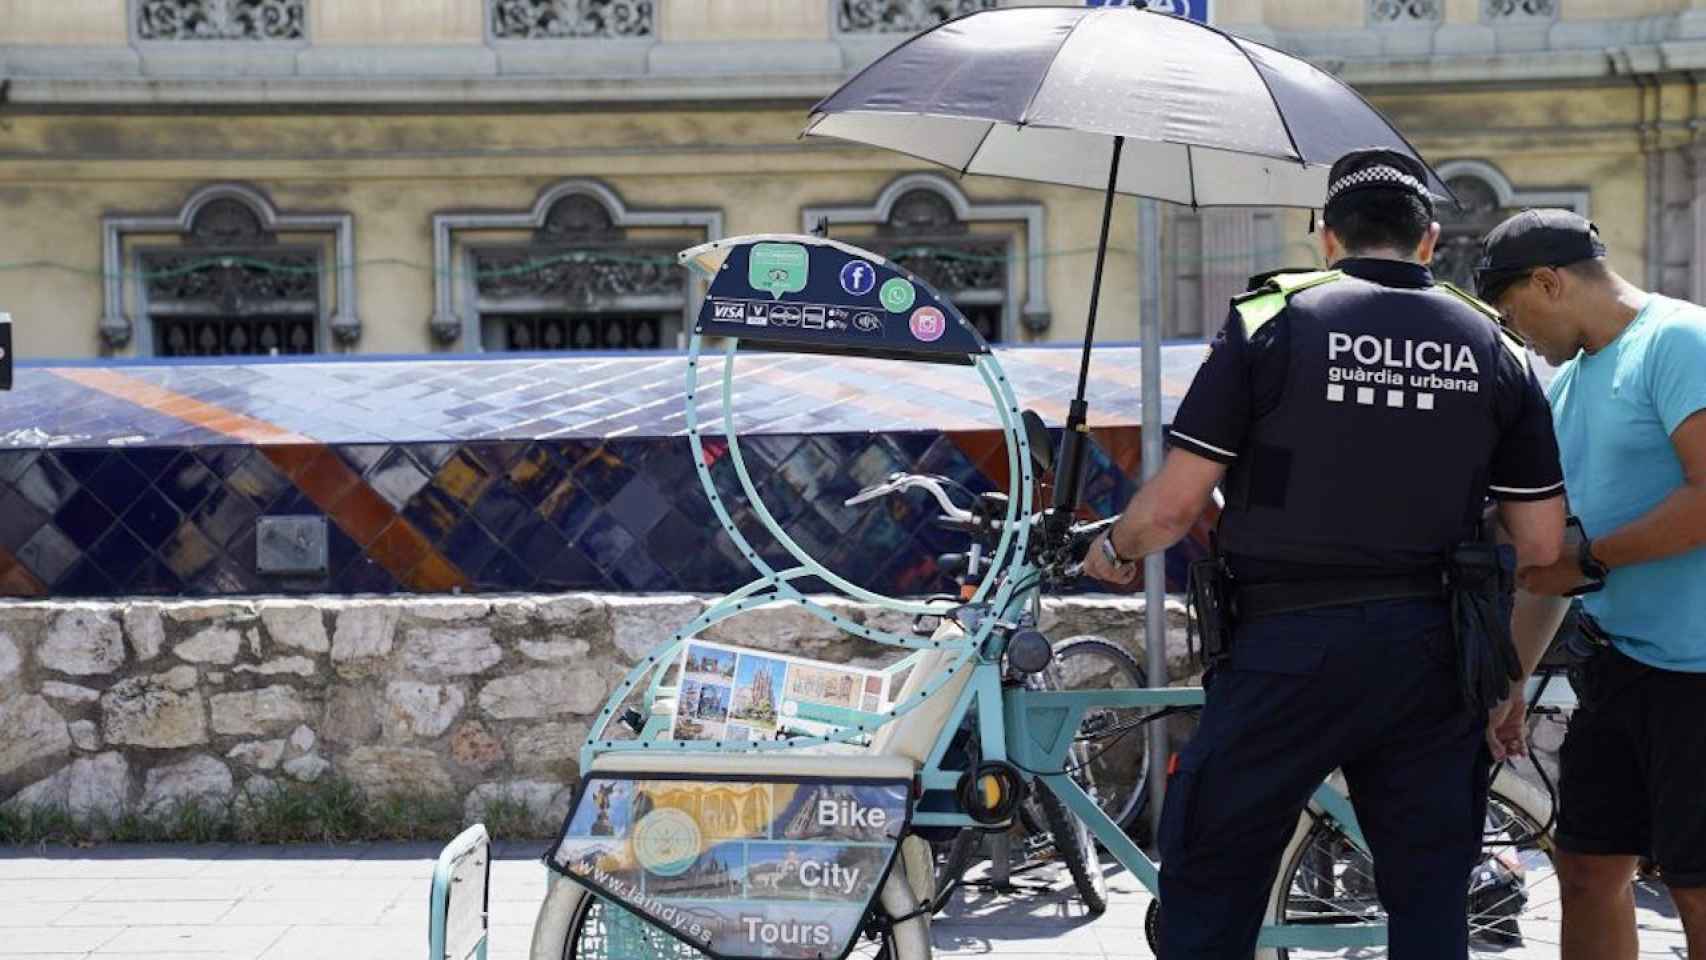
[427,8,1564,959]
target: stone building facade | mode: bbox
[0,0,1704,355]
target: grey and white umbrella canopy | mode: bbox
[806,5,1451,210]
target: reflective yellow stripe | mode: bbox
[1234,270,1344,337]
[1437,281,1529,371]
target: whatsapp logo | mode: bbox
[879,278,916,314]
[749,243,809,300]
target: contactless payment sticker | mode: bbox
[749,243,810,299]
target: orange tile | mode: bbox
[261,444,319,480]
[369,520,431,578]
[0,560,46,598]
[294,448,360,508]
[434,453,493,507]
[405,551,469,592]
[329,483,396,548]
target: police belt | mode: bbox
[1233,572,1446,620]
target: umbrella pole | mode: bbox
[1049,134,1125,525]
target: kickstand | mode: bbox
[962,831,1055,896]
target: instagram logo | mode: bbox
[909,307,946,343]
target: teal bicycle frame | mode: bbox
[569,235,1388,955]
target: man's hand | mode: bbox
[1487,686,1528,761]
[1083,531,1139,585]
[1518,556,1591,597]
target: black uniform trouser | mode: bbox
[1156,598,1491,959]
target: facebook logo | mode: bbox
[840,260,877,297]
[1085,0,1210,23]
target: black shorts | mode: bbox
[1555,644,1706,887]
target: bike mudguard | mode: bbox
[546,772,912,960]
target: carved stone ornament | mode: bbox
[1368,0,1442,24]
[838,0,998,34]
[1484,0,1555,19]
[136,0,306,41]
[490,0,655,39]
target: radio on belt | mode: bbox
[0,312,12,392]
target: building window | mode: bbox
[1368,0,1441,24]
[134,0,307,41]
[1484,0,1555,20]
[432,181,721,351]
[801,174,1050,341]
[101,184,357,355]
[489,0,655,39]
[1430,160,1589,292]
[837,0,998,34]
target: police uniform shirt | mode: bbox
[1167,257,1565,581]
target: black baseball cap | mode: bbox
[1324,148,1439,216]
[1475,209,1607,303]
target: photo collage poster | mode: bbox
[672,640,891,745]
[549,775,910,959]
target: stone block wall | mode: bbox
[0,594,1191,834]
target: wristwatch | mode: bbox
[1578,536,1609,582]
[1100,534,1136,569]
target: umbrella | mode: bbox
[805,4,1451,826]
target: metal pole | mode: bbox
[1138,198,1169,839]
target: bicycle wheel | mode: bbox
[1037,780,1109,916]
[1018,637,1153,837]
[554,889,897,960]
[929,829,981,914]
[1265,772,1557,958]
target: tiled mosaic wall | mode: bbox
[0,428,1205,600]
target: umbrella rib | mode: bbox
[960,122,997,177]
[1215,28,1305,167]
[1015,6,1096,127]
[1186,145,1198,210]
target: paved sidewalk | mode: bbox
[0,841,1148,960]
[0,842,1689,959]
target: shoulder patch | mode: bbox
[1232,270,1344,337]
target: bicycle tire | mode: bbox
[548,884,898,960]
[1038,780,1109,916]
[1263,771,1555,960]
[929,828,982,914]
[1017,636,1153,838]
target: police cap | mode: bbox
[1474,209,1607,304]
[1324,148,1437,217]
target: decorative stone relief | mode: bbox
[136,0,307,42]
[489,0,654,39]
[838,0,997,34]
[1368,0,1441,23]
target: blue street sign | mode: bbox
[1085,0,1211,25]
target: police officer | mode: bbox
[1083,148,1567,958]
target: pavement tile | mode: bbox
[242,877,410,902]
[0,904,75,928]
[256,925,423,960]
[0,881,111,904]
[218,899,391,927]
[0,927,124,954]
[89,924,285,956]
[50,901,235,928]
[81,880,255,903]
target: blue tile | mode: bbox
[197,446,252,479]
[645,509,709,574]
[16,524,79,586]
[15,456,79,515]
[605,474,668,539]
[52,449,109,480]
[506,444,566,507]
[443,517,503,578]
[336,557,400,595]
[122,487,184,549]
[87,526,149,583]
[409,442,459,471]
[537,542,609,591]
[325,524,362,577]
[575,513,636,569]
[121,448,180,485]
[264,489,320,518]
[573,457,634,505]
[0,451,40,486]
[470,483,532,542]
[369,447,432,510]
[510,521,569,572]
[55,489,117,550]
[83,454,149,517]
[158,454,220,515]
[606,546,670,592]
[402,485,465,542]
[192,486,260,548]
[123,556,183,596]
[57,559,116,597]
[0,487,49,553]
[335,444,390,476]
[475,549,533,591]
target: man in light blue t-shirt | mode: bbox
[1480,209,1706,960]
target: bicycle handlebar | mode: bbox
[844,472,973,522]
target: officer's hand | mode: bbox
[1517,557,1591,597]
[1083,532,1139,585]
[1486,687,1528,761]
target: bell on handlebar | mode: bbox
[1006,628,1054,675]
